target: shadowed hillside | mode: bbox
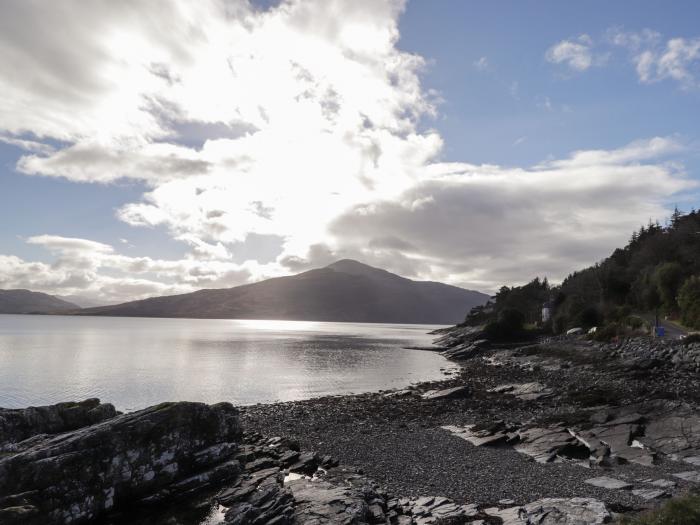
[77,259,489,324]
[0,290,79,314]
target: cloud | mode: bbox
[611,29,700,88]
[473,56,489,71]
[545,34,599,72]
[0,235,262,304]
[327,137,695,290]
[0,2,695,299]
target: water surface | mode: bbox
[0,315,455,411]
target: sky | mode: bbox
[1,0,699,304]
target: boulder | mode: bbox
[421,386,471,401]
[0,401,242,525]
[584,476,632,490]
[488,497,609,525]
[0,398,117,448]
[286,477,375,524]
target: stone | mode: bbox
[584,476,633,490]
[489,382,553,401]
[649,479,676,488]
[289,451,320,475]
[442,425,509,447]
[421,386,471,401]
[487,497,610,525]
[632,488,668,500]
[0,401,242,525]
[286,477,376,523]
[515,426,583,464]
[0,398,117,448]
[673,471,700,483]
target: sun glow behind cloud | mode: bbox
[0,0,696,302]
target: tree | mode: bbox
[653,262,684,312]
[679,276,700,329]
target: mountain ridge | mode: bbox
[0,289,80,314]
[76,259,489,324]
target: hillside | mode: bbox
[463,208,700,335]
[0,289,80,314]
[78,259,489,324]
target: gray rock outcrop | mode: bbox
[0,398,117,448]
[0,401,242,525]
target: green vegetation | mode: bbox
[617,493,700,524]
[464,208,700,334]
[483,307,525,340]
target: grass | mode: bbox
[617,493,700,524]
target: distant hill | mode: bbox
[0,289,80,314]
[78,259,489,324]
[56,294,106,309]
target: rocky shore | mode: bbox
[1,328,700,524]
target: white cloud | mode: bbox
[0,2,695,299]
[473,56,489,71]
[610,28,700,89]
[328,137,695,290]
[545,34,597,72]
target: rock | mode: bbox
[442,424,510,447]
[0,398,117,448]
[566,327,583,336]
[649,479,676,488]
[642,412,700,458]
[515,426,584,464]
[0,401,242,525]
[421,386,471,401]
[489,382,553,401]
[397,495,478,523]
[441,339,490,360]
[289,451,320,475]
[584,476,633,490]
[632,488,668,500]
[286,477,377,523]
[673,471,700,483]
[488,497,610,525]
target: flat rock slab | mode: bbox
[398,495,478,522]
[649,479,677,488]
[584,477,633,490]
[673,471,700,483]
[489,382,553,401]
[632,488,668,500]
[486,497,610,525]
[421,386,471,401]
[442,425,509,447]
[515,426,580,464]
[286,477,371,523]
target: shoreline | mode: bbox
[241,334,700,513]
[3,333,700,523]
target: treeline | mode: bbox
[465,208,700,335]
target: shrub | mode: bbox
[626,315,645,330]
[593,322,624,342]
[683,333,700,345]
[617,493,700,524]
[577,305,602,328]
[484,308,525,340]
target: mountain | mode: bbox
[0,289,80,314]
[56,294,106,309]
[78,259,489,324]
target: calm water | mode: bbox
[0,314,456,411]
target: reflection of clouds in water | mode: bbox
[0,315,455,410]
